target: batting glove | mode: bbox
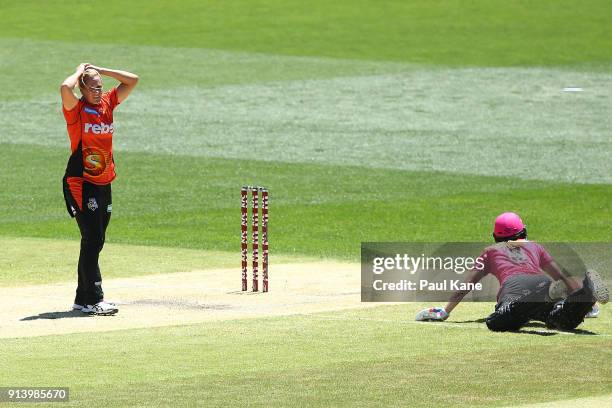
[415,307,449,321]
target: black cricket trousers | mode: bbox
[64,180,112,306]
[485,273,595,332]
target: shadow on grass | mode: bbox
[452,318,487,323]
[452,319,598,336]
[515,329,559,336]
[20,310,90,321]
[522,321,598,335]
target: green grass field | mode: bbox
[0,1,610,406]
[2,306,611,407]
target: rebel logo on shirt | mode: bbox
[83,147,107,176]
[84,122,114,134]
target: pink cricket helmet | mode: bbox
[493,212,526,238]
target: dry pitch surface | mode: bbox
[0,261,380,338]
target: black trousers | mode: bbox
[485,274,594,332]
[72,182,112,306]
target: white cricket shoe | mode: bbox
[82,301,119,316]
[585,303,600,318]
[73,300,115,311]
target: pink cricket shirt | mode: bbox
[477,241,553,286]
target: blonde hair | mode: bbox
[79,68,101,89]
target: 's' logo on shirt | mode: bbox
[83,147,107,176]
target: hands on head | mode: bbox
[83,63,100,72]
[77,63,100,76]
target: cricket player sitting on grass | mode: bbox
[416,212,609,331]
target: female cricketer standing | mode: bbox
[60,63,138,315]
